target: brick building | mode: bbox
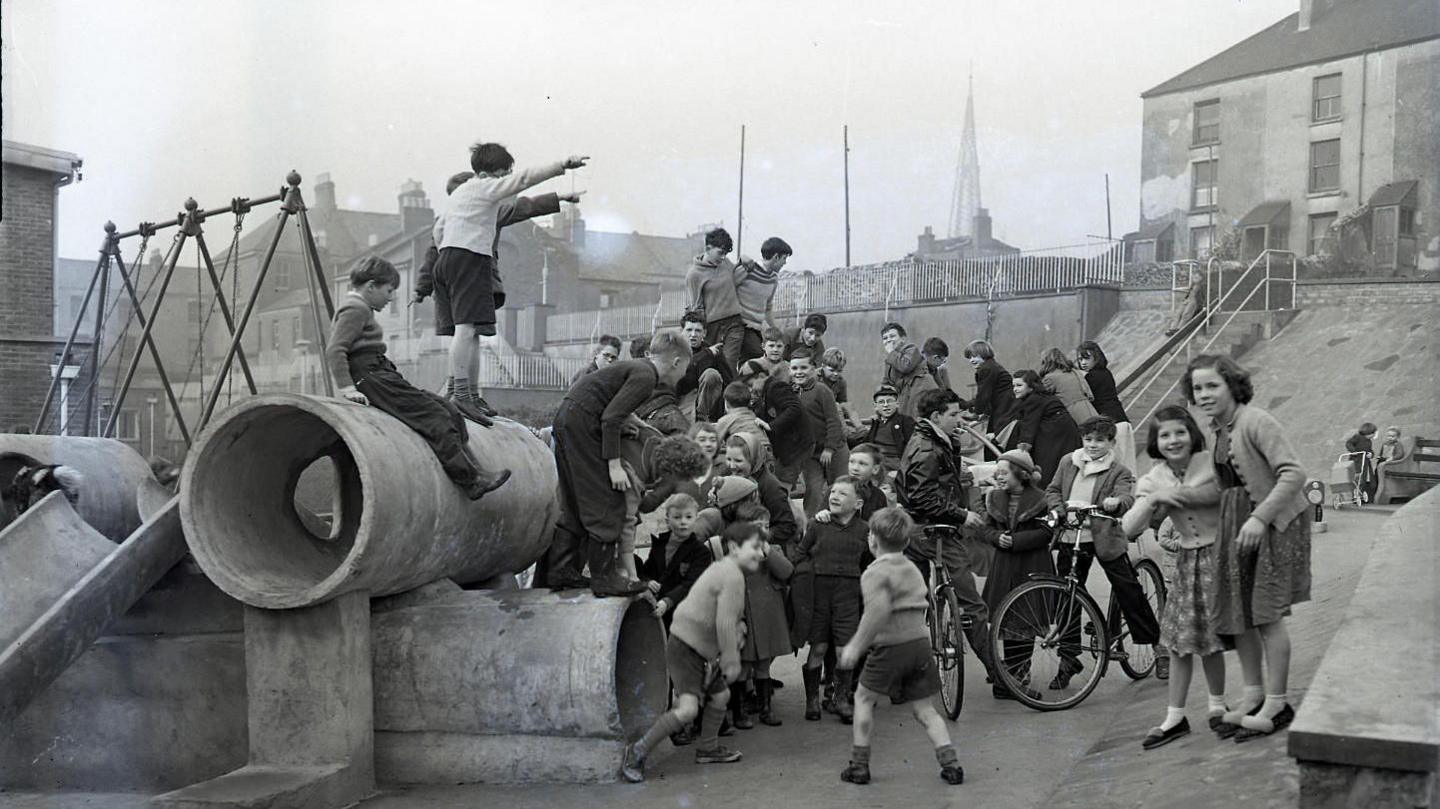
[1,140,86,434]
[1133,0,1440,274]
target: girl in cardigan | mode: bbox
[1123,405,1228,749]
[1184,355,1310,742]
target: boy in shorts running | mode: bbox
[837,506,964,786]
[622,522,766,782]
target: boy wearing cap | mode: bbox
[849,385,916,475]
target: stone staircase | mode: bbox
[1120,309,1299,434]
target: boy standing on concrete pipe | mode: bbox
[546,329,692,597]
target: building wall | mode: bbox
[1138,38,1440,270]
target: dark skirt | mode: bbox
[1213,486,1312,635]
[743,569,791,661]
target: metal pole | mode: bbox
[34,236,107,433]
[844,125,852,266]
[105,202,195,439]
[298,233,334,396]
[736,125,745,258]
[84,238,113,436]
[194,230,259,394]
[201,179,295,427]
[110,251,192,445]
[295,201,336,318]
[1105,173,1113,242]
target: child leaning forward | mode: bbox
[326,257,510,500]
[837,506,965,786]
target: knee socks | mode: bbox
[697,698,729,751]
[636,712,688,760]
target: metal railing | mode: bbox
[547,242,1126,343]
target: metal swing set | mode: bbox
[34,171,336,450]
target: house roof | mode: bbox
[2,140,82,178]
[1238,201,1291,228]
[1130,221,1175,242]
[570,229,697,286]
[1369,180,1418,207]
[1142,0,1440,98]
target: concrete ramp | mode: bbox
[0,492,187,723]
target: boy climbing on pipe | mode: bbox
[546,329,691,597]
[326,256,510,501]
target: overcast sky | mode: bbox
[4,0,1298,271]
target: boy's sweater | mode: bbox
[753,355,790,385]
[794,379,845,454]
[734,259,779,332]
[796,513,869,577]
[716,408,770,450]
[326,292,386,388]
[434,162,566,257]
[669,555,747,670]
[851,553,930,649]
[684,255,744,323]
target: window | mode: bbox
[368,234,379,247]
[315,230,328,249]
[599,292,613,309]
[292,316,302,348]
[1191,159,1218,210]
[1190,226,1215,259]
[1308,213,1338,256]
[270,319,279,352]
[1312,74,1342,122]
[274,260,291,290]
[116,410,139,441]
[1399,207,1416,237]
[1155,237,1174,263]
[1193,99,1219,145]
[1310,139,1341,192]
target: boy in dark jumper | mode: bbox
[327,257,511,500]
[791,347,847,517]
[848,385,915,475]
[795,477,869,724]
[839,506,964,786]
[641,493,712,622]
[623,521,766,782]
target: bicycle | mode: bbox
[918,524,970,720]
[987,504,1167,711]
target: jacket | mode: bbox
[849,411,916,466]
[794,513,869,578]
[973,359,1016,427]
[897,419,972,525]
[756,377,813,466]
[1043,448,1136,562]
[639,531,713,612]
[795,379,846,454]
[1043,369,1100,426]
[1085,366,1129,424]
[972,485,1055,612]
[884,342,939,419]
[1122,452,1221,549]
[1218,405,1309,531]
[1006,391,1082,488]
[676,341,734,420]
[636,384,690,436]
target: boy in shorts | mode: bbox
[622,522,766,782]
[837,506,964,786]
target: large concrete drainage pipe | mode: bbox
[180,394,558,610]
[372,590,669,784]
[0,435,156,541]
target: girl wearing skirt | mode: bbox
[1184,355,1311,743]
[1123,405,1226,749]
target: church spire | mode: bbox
[948,70,982,240]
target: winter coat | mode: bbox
[885,342,939,419]
[1085,366,1129,424]
[1043,369,1100,427]
[744,545,795,660]
[973,485,1056,614]
[897,419,973,527]
[1006,391,1082,488]
[638,532,713,614]
[756,376,814,467]
[1043,449,1136,562]
[972,358,1016,428]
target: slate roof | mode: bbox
[1142,0,1440,98]
[1369,180,1418,207]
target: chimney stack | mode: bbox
[974,208,993,245]
[569,207,586,248]
[397,179,432,233]
[918,225,936,256]
[313,172,337,211]
[1298,0,1314,31]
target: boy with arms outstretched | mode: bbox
[327,257,510,500]
[837,506,964,786]
[622,521,766,782]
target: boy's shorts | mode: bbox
[810,575,861,646]
[433,247,498,336]
[860,637,940,705]
[666,635,729,700]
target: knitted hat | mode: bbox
[709,475,759,508]
[997,449,1037,476]
[803,313,828,334]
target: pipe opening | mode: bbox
[614,600,668,741]
[186,405,363,601]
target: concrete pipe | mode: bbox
[180,394,558,610]
[372,589,668,784]
[0,435,155,541]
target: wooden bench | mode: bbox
[1379,437,1440,504]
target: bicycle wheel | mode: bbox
[934,586,965,720]
[1119,558,1167,680]
[990,580,1108,711]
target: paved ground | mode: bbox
[0,507,1386,809]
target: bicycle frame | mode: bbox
[1039,507,1131,656]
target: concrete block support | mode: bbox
[153,591,375,809]
[372,589,667,785]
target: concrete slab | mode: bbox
[0,493,115,651]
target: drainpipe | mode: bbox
[1357,52,1368,204]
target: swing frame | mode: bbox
[34,171,336,447]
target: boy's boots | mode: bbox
[463,468,512,501]
[729,684,754,730]
[802,666,823,721]
[756,679,782,726]
[544,526,590,590]
[588,541,646,598]
[834,669,855,725]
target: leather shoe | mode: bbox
[1142,717,1191,750]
